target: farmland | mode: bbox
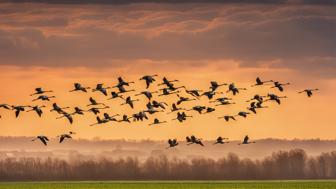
[0,181,335,189]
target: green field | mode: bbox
[0,181,335,189]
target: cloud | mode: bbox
[0,3,335,77]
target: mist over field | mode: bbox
[1,137,336,161]
[1,138,336,181]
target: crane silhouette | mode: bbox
[246,94,266,103]
[251,77,273,87]
[71,107,85,115]
[210,97,232,103]
[299,89,319,97]
[265,93,287,104]
[32,95,56,102]
[50,103,69,114]
[56,112,73,124]
[86,106,109,115]
[218,115,236,122]
[176,94,196,105]
[255,101,268,108]
[187,106,206,114]
[135,91,158,100]
[121,96,139,109]
[87,97,106,107]
[151,100,168,109]
[149,118,167,126]
[90,116,109,126]
[204,107,215,114]
[132,111,148,122]
[158,77,179,87]
[32,135,49,146]
[168,103,186,114]
[140,75,158,88]
[202,91,222,100]
[108,91,124,100]
[236,111,250,118]
[103,113,119,121]
[118,114,131,123]
[214,136,229,144]
[238,135,256,145]
[271,81,290,92]
[27,105,46,117]
[210,81,227,92]
[166,84,185,92]
[185,89,203,98]
[227,83,246,95]
[70,83,90,92]
[30,88,53,96]
[115,85,135,94]
[186,135,204,146]
[167,139,179,148]
[247,102,267,114]
[114,77,134,88]
[158,88,179,96]
[172,112,192,122]
[58,132,75,143]
[12,105,29,118]
[92,84,110,96]
[214,98,235,106]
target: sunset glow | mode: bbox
[0,1,335,140]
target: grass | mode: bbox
[0,180,335,189]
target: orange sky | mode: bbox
[0,2,335,140]
[0,61,334,140]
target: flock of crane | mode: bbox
[0,75,318,148]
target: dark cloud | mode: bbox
[0,3,335,77]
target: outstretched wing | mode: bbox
[244,135,249,143]
[60,136,65,143]
[102,89,107,96]
[39,138,47,146]
[278,85,284,92]
[89,97,95,104]
[67,115,73,124]
[15,110,20,118]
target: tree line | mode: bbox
[0,149,336,181]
